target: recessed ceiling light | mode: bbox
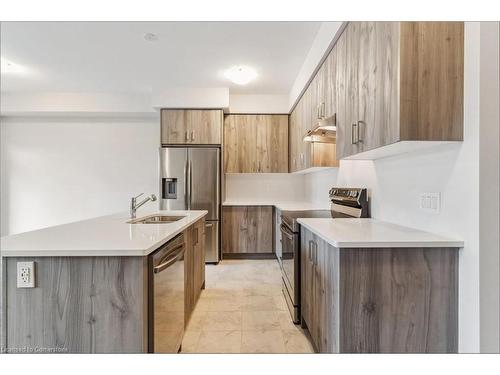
[224,65,258,85]
[1,57,27,74]
[144,33,158,42]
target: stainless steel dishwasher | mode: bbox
[148,233,185,353]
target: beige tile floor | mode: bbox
[181,259,315,354]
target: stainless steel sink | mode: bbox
[128,215,186,224]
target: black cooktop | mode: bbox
[281,209,351,233]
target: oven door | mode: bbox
[280,223,299,306]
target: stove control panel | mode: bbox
[329,188,369,217]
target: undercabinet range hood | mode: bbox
[303,114,336,143]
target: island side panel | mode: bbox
[339,247,458,353]
[5,256,147,353]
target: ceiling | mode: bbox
[0,22,321,95]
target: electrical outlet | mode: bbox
[17,261,35,288]
[419,192,441,213]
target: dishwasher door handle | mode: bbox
[153,245,185,273]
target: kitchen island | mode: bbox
[0,210,207,354]
[297,218,463,353]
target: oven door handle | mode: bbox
[280,224,295,240]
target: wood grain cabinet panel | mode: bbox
[223,114,288,173]
[161,109,222,145]
[222,206,273,256]
[184,218,206,326]
[336,21,464,159]
[5,256,148,353]
[300,226,458,353]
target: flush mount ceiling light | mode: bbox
[1,57,27,74]
[144,33,158,42]
[224,65,258,85]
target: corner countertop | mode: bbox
[222,200,331,211]
[0,210,207,257]
[297,218,464,249]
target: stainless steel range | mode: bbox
[280,187,369,323]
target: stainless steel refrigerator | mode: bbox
[160,147,220,263]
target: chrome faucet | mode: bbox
[130,193,157,218]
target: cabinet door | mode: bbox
[246,206,273,253]
[301,85,313,170]
[314,234,340,353]
[222,206,273,254]
[161,109,190,144]
[324,48,336,119]
[343,22,362,158]
[256,115,289,173]
[289,108,299,172]
[184,226,195,325]
[356,22,377,153]
[162,109,222,145]
[188,110,222,144]
[193,218,206,299]
[334,27,351,160]
[223,115,257,173]
[370,22,400,150]
[300,227,315,333]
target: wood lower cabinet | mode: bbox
[224,114,288,173]
[193,218,206,295]
[300,228,339,353]
[222,206,273,257]
[300,226,458,353]
[184,218,206,325]
[161,109,222,145]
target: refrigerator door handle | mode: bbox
[184,159,190,209]
[188,160,193,210]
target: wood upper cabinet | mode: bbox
[222,206,273,255]
[223,114,288,173]
[337,21,464,159]
[161,109,222,145]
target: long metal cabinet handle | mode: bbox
[191,131,195,141]
[314,242,318,265]
[185,131,189,141]
[357,120,362,143]
[308,240,313,261]
[153,245,185,273]
[351,123,358,145]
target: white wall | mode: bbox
[0,116,160,236]
[229,94,289,114]
[479,21,500,353]
[303,22,482,353]
[225,173,305,203]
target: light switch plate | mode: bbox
[17,261,35,288]
[420,192,441,213]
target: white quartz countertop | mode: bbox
[297,218,464,249]
[222,200,331,211]
[0,210,207,257]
